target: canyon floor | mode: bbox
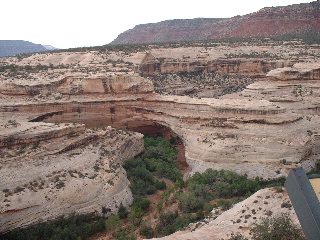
[0,38,319,238]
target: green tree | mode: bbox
[178,192,205,213]
[105,215,122,232]
[118,202,129,219]
[128,208,144,226]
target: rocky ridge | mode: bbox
[111,2,320,45]
[0,40,49,58]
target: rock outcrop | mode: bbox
[149,188,300,240]
[267,62,320,80]
[0,74,154,96]
[0,126,144,232]
[139,54,293,76]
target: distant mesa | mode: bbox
[110,1,320,45]
[0,40,58,57]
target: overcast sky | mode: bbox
[1,0,312,49]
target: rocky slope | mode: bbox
[149,188,300,240]
[111,1,320,45]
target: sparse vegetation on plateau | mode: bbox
[228,213,305,240]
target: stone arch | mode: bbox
[27,103,189,172]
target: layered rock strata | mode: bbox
[1,87,319,179]
[0,74,154,96]
[0,126,144,232]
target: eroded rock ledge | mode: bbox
[0,126,144,232]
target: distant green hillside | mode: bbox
[0,40,47,57]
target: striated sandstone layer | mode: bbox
[1,54,320,180]
[0,73,154,96]
[267,62,320,80]
[0,125,144,232]
[1,87,319,180]
[139,53,294,76]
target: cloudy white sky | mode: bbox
[1,0,312,49]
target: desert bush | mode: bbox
[187,169,260,200]
[105,215,122,232]
[132,196,150,211]
[139,222,155,238]
[118,202,129,219]
[250,213,305,240]
[156,211,197,237]
[178,192,205,213]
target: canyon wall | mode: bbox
[139,57,294,76]
[0,126,144,232]
[0,73,154,96]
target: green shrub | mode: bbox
[0,213,105,240]
[139,222,155,238]
[217,199,233,211]
[187,169,275,200]
[178,192,205,213]
[250,213,305,240]
[118,202,129,219]
[132,196,150,211]
[123,136,181,197]
[156,211,197,237]
[128,208,144,226]
[105,215,122,232]
[154,180,167,190]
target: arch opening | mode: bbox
[30,111,190,174]
[119,120,190,174]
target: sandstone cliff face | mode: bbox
[140,57,293,76]
[0,74,154,96]
[2,87,318,180]
[0,126,144,232]
[111,2,320,45]
[267,62,320,80]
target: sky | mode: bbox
[1,0,313,49]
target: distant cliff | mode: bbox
[0,40,48,57]
[110,1,320,45]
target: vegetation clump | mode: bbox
[123,136,183,196]
[250,213,305,240]
[0,214,105,240]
